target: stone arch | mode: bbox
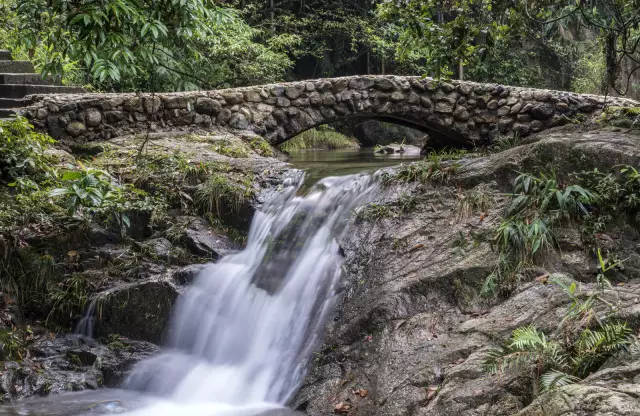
[20,75,638,146]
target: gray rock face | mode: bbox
[516,355,640,415]
[293,128,640,416]
[20,76,638,148]
[181,216,236,259]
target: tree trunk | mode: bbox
[605,33,618,93]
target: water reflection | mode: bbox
[286,148,422,192]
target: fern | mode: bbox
[540,370,580,392]
[483,326,568,376]
[573,322,633,376]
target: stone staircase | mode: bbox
[0,49,84,119]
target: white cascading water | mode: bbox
[119,172,379,415]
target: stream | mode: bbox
[0,148,418,416]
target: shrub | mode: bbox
[49,167,125,216]
[0,117,55,182]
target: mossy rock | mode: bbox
[94,280,179,344]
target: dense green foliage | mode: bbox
[0,0,294,91]
[2,0,637,95]
[378,0,640,96]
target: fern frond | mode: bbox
[509,325,547,350]
[540,370,580,392]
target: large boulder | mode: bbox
[93,279,180,344]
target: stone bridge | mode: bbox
[19,75,638,147]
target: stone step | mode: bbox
[0,60,35,73]
[0,73,60,85]
[0,50,11,60]
[0,98,29,108]
[0,84,84,99]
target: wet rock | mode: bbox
[172,264,208,285]
[94,280,180,343]
[375,143,421,155]
[0,335,157,402]
[139,237,173,260]
[181,217,235,259]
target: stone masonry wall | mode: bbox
[18,75,639,146]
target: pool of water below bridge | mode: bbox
[285,147,423,191]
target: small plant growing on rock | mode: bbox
[354,202,393,222]
[484,172,596,295]
[248,138,274,157]
[395,157,459,184]
[456,184,493,219]
[484,254,636,396]
[196,173,252,217]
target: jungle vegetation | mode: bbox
[0,0,637,98]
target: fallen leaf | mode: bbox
[334,401,351,414]
[409,243,424,252]
[535,273,549,284]
[352,388,368,398]
[426,386,438,401]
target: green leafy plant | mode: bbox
[484,172,597,295]
[0,327,33,361]
[572,322,633,377]
[49,167,124,216]
[578,165,640,239]
[484,325,572,395]
[0,117,55,183]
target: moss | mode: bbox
[210,139,250,158]
[248,137,275,157]
[599,106,640,129]
[279,126,359,153]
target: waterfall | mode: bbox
[74,297,97,338]
[121,172,379,414]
